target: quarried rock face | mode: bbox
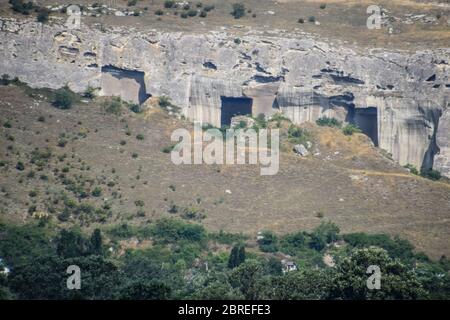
[0,18,449,175]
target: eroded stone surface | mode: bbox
[0,18,449,175]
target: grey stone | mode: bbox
[294,144,309,157]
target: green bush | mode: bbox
[404,164,419,175]
[53,87,75,109]
[308,16,316,23]
[231,3,246,19]
[16,161,25,171]
[420,168,441,181]
[164,0,175,8]
[37,8,50,23]
[187,9,197,17]
[258,231,278,252]
[343,233,415,261]
[152,218,206,244]
[9,0,34,15]
[129,103,141,113]
[316,116,342,128]
[342,124,362,136]
[161,144,176,154]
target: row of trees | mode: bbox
[1,219,450,300]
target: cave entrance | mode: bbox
[354,107,378,146]
[101,65,151,104]
[220,96,253,126]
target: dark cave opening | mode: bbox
[220,96,253,126]
[353,107,378,146]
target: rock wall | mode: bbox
[0,18,449,176]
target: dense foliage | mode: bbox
[0,219,449,300]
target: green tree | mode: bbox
[119,280,171,300]
[89,229,103,255]
[331,247,427,299]
[56,229,86,258]
[228,244,246,269]
[269,268,334,299]
[229,260,265,299]
[258,231,278,252]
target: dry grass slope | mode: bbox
[1,85,450,259]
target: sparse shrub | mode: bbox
[320,4,327,9]
[28,190,37,197]
[16,161,25,171]
[136,134,144,141]
[57,138,68,148]
[103,96,123,115]
[234,38,241,45]
[196,2,203,8]
[158,96,174,110]
[37,116,45,122]
[168,203,179,214]
[91,187,102,197]
[83,85,97,99]
[164,0,175,8]
[308,16,316,23]
[3,120,12,128]
[183,4,190,10]
[316,116,342,128]
[404,164,419,175]
[204,5,215,12]
[155,9,164,16]
[161,144,176,154]
[120,140,126,146]
[181,207,206,221]
[135,200,145,207]
[180,12,188,18]
[129,103,141,113]
[131,153,138,159]
[298,18,304,24]
[128,0,137,6]
[342,124,362,136]
[187,9,197,17]
[199,10,207,18]
[53,87,75,109]
[231,3,246,19]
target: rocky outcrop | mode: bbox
[0,18,449,176]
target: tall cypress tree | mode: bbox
[228,244,246,269]
[89,229,103,255]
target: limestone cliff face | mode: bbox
[0,18,449,176]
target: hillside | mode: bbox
[1,84,450,259]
